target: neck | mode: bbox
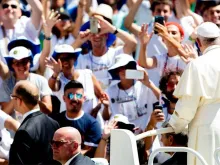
[119,79,134,90]
[15,72,29,81]
[22,105,39,115]
[66,110,83,119]
[63,68,78,80]
[92,46,107,57]
[2,20,16,29]
[111,4,118,13]
[168,48,178,57]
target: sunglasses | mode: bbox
[50,140,72,148]
[2,4,18,9]
[12,58,30,67]
[67,93,83,100]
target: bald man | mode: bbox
[52,127,95,165]
[9,80,60,165]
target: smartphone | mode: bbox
[154,16,164,34]
[90,17,99,34]
[125,70,144,80]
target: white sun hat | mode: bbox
[196,22,220,38]
[92,3,113,21]
[108,54,137,80]
[8,46,32,60]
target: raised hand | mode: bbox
[94,15,116,35]
[138,24,153,45]
[102,120,118,140]
[148,109,165,127]
[154,23,168,38]
[45,57,62,75]
[43,10,60,36]
[179,44,198,63]
[138,70,151,87]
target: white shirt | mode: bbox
[21,108,40,124]
[0,110,13,160]
[64,152,80,165]
[76,46,124,89]
[155,54,187,77]
[106,81,158,131]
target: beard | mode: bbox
[69,100,82,113]
[165,90,178,103]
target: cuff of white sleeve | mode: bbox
[84,141,99,147]
[169,113,189,134]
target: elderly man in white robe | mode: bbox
[169,22,220,165]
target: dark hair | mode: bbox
[165,132,188,147]
[16,86,39,108]
[151,0,173,12]
[64,80,84,92]
[203,1,220,13]
[159,71,182,94]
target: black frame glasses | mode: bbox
[12,57,31,67]
[2,3,18,9]
[10,94,21,100]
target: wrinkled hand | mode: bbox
[43,10,60,35]
[94,15,116,35]
[102,120,118,139]
[148,109,165,127]
[178,44,198,63]
[154,23,168,38]
[45,57,62,74]
[138,24,153,45]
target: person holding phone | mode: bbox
[104,53,161,132]
[138,22,197,79]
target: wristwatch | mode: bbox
[43,34,52,40]
[113,28,118,35]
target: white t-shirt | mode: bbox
[53,69,96,113]
[0,110,13,160]
[106,81,158,131]
[76,46,124,89]
[0,16,40,58]
[155,54,187,77]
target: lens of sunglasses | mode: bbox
[2,4,17,9]
[51,140,67,148]
[67,93,83,100]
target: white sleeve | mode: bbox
[39,76,53,98]
[0,110,10,129]
[169,95,200,133]
[113,46,124,56]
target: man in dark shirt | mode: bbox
[54,80,101,157]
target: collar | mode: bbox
[21,108,40,123]
[203,45,220,54]
[64,152,80,165]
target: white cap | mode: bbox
[93,4,113,20]
[196,22,220,38]
[8,46,31,60]
[54,44,82,54]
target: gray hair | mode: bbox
[198,35,220,46]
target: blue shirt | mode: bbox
[55,111,101,147]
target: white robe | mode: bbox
[169,45,220,165]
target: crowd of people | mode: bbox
[0,0,220,165]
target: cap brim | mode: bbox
[8,39,40,55]
[80,21,116,49]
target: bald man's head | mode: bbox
[14,80,39,109]
[55,127,82,145]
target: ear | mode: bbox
[63,95,67,102]
[196,38,202,48]
[168,135,174,145]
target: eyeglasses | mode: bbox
[50,140,73,148]
[2,4,18,9]
[12,58,30,67]
[67,93,83,100]
[10,94,20,100]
